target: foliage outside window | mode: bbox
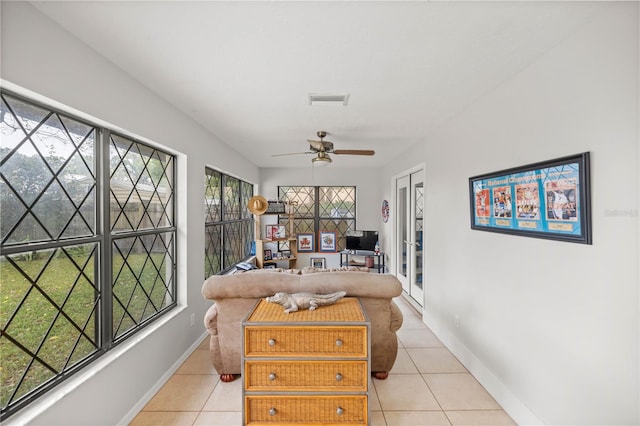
[0,92,176,419]
[278,186,356,251]
[204,168,254,278]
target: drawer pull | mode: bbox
[336,407,344,416]
[335,373,343,381]
[268,372,277,381]
[268,338,276,346]
[335,339,343,347]
[269,407,277,416]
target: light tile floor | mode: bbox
[130,296,516,425]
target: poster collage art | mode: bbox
[469,152,591,244]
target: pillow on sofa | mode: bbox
[301,266,369,274]
[246,268,301,275]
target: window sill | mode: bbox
[5,306,186,426]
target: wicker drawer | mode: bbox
[245,360,368,392]
[244,325,367,357]
[245,395,368,425]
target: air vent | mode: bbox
[308,93,350,106]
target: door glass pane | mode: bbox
[414,182,424,290]
[399,187,407,277]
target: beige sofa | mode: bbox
[201,267,403,382]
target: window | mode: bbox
[0,92,177,419]
[278,186,356,251]
[204,168,253,277]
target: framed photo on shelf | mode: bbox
[310,257,326,268]
[263,249,272,261]
[318,230,337,252]
[271,224,287,239]
[296,233,315,252]
[265,224,286,240]
[469,152,591,244]
[281,250,291,258]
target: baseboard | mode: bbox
[423,313,543,425]
[118,330,209,425]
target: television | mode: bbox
[346,230,378,253]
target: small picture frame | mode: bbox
[265,224,286,240]
[263,249,272,261]
[310,257,326,268]
[271,224,286,239]
[297,233,315,252]
[318,230,337,252]
[281,250,291,258]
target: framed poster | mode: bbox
[296,233,315,252]
[318,230,337,252]
[469,152,591,244]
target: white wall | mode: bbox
[1,2,259,425]
[383,3,639,425]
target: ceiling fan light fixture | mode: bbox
[312,155,332,167]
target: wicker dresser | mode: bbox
[242,297,371,425]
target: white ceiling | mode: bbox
[30,1,604,169]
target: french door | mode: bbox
[395,169,424,307]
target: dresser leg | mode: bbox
[220,374,238,382]
[372,371,389,380]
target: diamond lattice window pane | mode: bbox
[319,187,355,218]
[110,134,174,232]
[223,222,242,268]
[111,233,175,341]
[205,169,222,223]
[279,187,315,217]
[0,244,99,410]
[241,181,253,219]
[1,95,50,156]
[205,224,222,278]
[1,142,53,206]
[223,176,240,221]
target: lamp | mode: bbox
[312,152,332,167]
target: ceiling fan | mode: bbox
[273,131,375,167]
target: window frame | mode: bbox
[0,90,178,420]
[204,167,254,277]
[278,186,356,252]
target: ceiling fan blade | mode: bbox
[333,149,375,156]
[272,151,313,157]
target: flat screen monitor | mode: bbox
[346,230,378,253]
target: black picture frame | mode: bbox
[263,249,272,261]
[469,152,592,244]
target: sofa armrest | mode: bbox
[389,300,403,332]
[203,303,218,335]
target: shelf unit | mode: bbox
[254,211,297,269]
[255,237,297,269]
[340,251,385,273]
